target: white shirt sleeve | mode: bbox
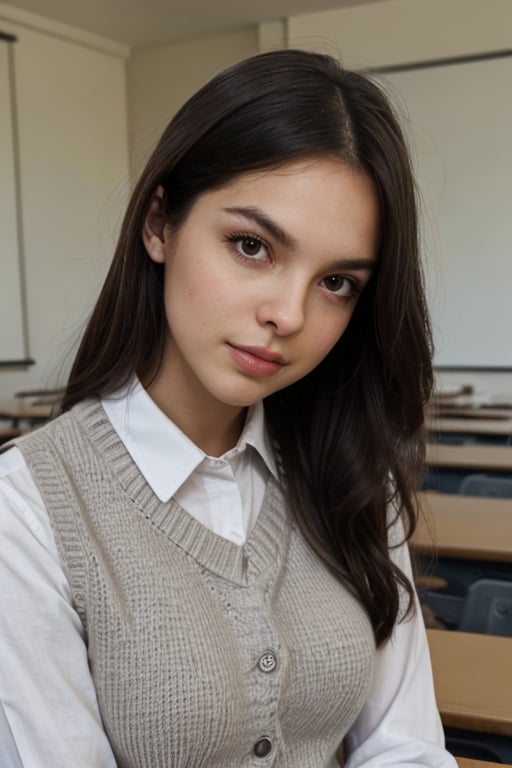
[0,448,117,768]
[344,517,457,768]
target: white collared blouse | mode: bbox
[0,380,456,768]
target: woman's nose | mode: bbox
[255,283,306,336]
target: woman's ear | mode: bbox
[143,185,168,264]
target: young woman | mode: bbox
[0,50,456,767]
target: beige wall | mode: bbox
[287,0,512,69]
[0,9,258,400]
[0,9,129,398]
[288,0,512,398]
[127,27,259,176]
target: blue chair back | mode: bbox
[458,578,512,636]
[459,473,512,497]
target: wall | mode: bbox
[0,10,258,401]
[0,6,130,398]
[127,26,259,177]
[287,0,512,68]
[287,0,512,398]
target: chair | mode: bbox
[417,589,465,629]
[444,726,510,763]
[441,580,512,762]
[420,467,467,494]
[417,557,512,631]
[459,473,512,498]
[458,578,512,636]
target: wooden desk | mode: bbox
[413,491,512,561]
[427,443,512,472]
[427,416,512,436]
[0,399,53,426]
[427,629,512,736]
[429,407,512,420]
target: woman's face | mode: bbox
[144,156,379,427]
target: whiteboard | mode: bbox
[377,54,512,369]
[0,37,26,363]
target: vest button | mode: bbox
[253,737,272,758]
[258,650,277,673]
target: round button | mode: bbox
[253,738,272,758]
[258,651,277,673]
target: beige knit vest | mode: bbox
[16,400,375,767]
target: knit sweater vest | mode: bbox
[15,400,375,767]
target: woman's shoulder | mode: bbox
[0,401,98,498]
[0,444,53,544]
[7,399,103,452]
[0,444,26,477]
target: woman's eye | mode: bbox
[237,237,268,259]
[322,275,357,297]
[228,235,270,261]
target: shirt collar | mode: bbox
[101,378,278,502]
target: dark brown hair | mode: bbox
[62,49,432,645]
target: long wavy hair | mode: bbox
[61,49,433,646]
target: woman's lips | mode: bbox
[227,343,287,377]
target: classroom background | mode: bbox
[1,1,512,765]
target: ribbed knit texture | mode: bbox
[16,400,375,767]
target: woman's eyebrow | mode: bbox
[223,205,377,271]
[223,206,296,249]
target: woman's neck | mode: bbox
[144,373,248,457]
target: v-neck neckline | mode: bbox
[74,399,291,586]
